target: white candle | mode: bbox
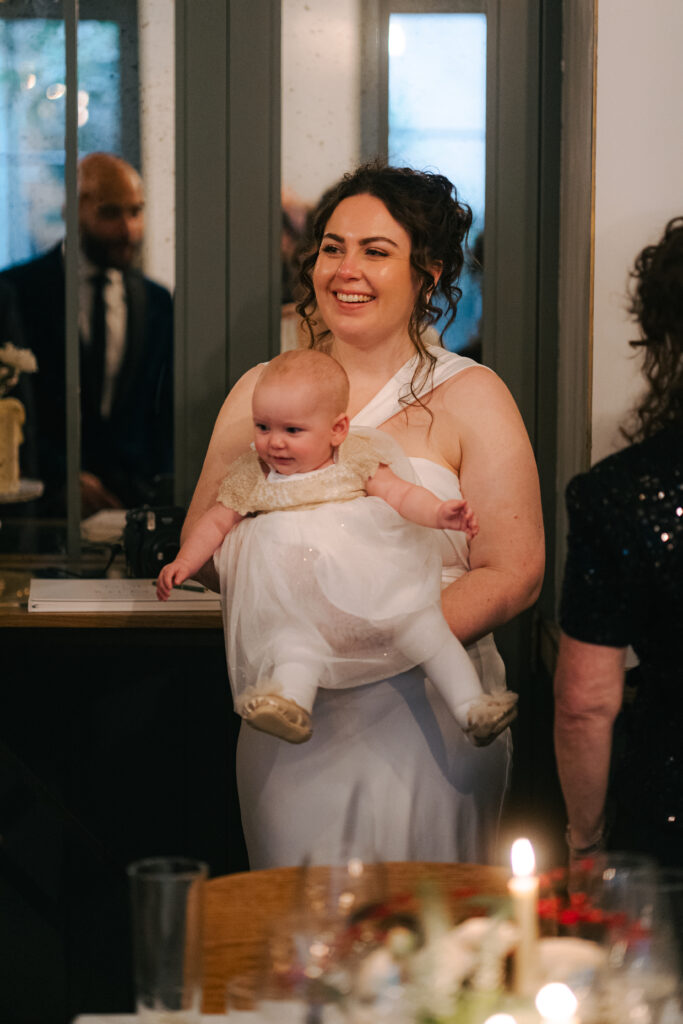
[508,837,539,996]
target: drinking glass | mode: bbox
[225,941,348,1024]
[590,858,682,1024]
[296,785,388,933]
[578,850,659,914]
[298,855,387,928]
[128,856,208,1024]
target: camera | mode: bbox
[123,505,185,578]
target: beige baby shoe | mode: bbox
[241,694,313,744]
[461,691,518,747]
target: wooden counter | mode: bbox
[0,605,223,629]
[0,553,223,629]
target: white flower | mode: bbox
[0,342,38,397]
[0,342,38,374]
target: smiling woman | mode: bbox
[292,167,474,435]
[312,194,420,351]
[183,161,544,870]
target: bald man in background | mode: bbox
[0,152,173,517]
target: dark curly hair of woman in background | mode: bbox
[295,162,473,405]
[624,215,683,443]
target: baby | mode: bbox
[158,350,517,745]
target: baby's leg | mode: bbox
[397,608,517,747]
[238,650,320,745]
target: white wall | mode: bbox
[138,0,175,291]
[591,0,683,463]
[281,0,361,208]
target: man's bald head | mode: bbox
[77,152,144,270]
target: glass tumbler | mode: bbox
[128,856,208,1024]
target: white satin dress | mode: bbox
[235,348,512,868]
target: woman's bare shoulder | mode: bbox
[436,363,525,429]
[439,362,511,400]
[214,363,264,427]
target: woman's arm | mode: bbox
[553,632,626,849]
[435,368,545,645]
[180,364,264,590]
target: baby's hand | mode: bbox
[156,561,188,601]
[436,499,479,539]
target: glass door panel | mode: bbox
[388,11,486,356]
[0,5,67,555]
[0,0,175,561]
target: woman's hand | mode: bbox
[79,470,124,517]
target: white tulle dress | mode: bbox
[216,430,451,710]
[223,347,512,868]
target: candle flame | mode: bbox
[511,837,535,877]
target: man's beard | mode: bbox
[80,230,141,270]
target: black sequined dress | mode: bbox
[560,425,683,865]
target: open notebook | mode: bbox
[28,578,221,613]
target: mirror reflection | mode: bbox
[0,0,174,554]
[388,12,486,357]
[281,0,486,359]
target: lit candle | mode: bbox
[508,837,539,996]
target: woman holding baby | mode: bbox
[184,162,544,868]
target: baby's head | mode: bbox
[252,350,350,475]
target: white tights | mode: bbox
[270,605,484,729]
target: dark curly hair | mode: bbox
[295,161,473,405]
[622,216,683,442]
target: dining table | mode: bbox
[73,1016,229,1023]
[72,1013,294,1022]
[72,861,514,1024]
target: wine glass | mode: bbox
[240,908,352,1024]
[576,850,659,913]
[592,860,682,1024]
[296,784,388,932]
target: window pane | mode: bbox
[388,12,486,356]
[0,18,121,269]
[0,11,67,555]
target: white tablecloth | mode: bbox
[72,1017,229,1023]
[73,999,341,1022]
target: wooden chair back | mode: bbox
[201,860,509,1012]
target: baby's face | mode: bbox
[252,378,345,475]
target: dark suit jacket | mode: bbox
[0,277,22,346]
[0,243,173,512]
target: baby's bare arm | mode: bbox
[157,504,243,600]
[366,464,478,537]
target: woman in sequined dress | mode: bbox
[554,216,683,867]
